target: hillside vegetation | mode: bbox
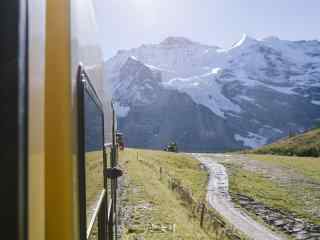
[251,128,320,157]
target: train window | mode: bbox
[84,88,104,226]
[77,65,107,240]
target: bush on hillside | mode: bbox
[254,145,319,157]
[251,129,320,157]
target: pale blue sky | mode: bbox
[94,0,320,60]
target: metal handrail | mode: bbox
[86,190,106,239]
[107,197,113,220]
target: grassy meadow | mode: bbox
[85,151,104,225]
[118,149,214,240]
[227,154,320,225]
[85,147,320,239]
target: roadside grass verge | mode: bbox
[247,154,320,182]
[227,154,320,225]
[228,166,309,220]
[131,149,209,201]
[85,151,104,224]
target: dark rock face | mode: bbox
[113,57,162,106]
[118,90,241,152]
[223,82,320,142]
[115,58,240,152]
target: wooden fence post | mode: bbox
[200,203,205,228]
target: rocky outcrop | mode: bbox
[232,193,320,240]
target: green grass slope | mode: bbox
[251,128,320,157]
[226,154,320,225]
[119,149,212,240]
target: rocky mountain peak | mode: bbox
[160,36,196,46]
[262,36,281,42]
[125,55,142,65]
[120,56,149,75]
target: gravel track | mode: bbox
[194,154,284,240]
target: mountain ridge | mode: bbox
[104,35,320,151]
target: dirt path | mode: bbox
[194,154,284,240]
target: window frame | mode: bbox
[77,64,107,240]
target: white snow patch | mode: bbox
[145,64,175,73]
[262,125,284,134]
[144,83,153,90]
[163,75,242,118]
[234,75,298,95]
[233,34,249,48]
[203,49,210,54]
[211,67,222,74]
[238,95,255,103]
[265,126,283,134]
[113,102,130,118]
[311,100,320,105]
[264,85,297,95]
[274,128,284,133]
[229,34,257,50]
[234,132,268,148]
[130,55,138,61]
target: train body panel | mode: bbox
[1,0,118,239]
[45,0,76,239]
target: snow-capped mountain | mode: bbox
[104,35,320,152]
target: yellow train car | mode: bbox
[1,0,121,240]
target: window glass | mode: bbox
[84,89,104,227]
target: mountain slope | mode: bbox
[105,35,320,152]
[114,57,241,152]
